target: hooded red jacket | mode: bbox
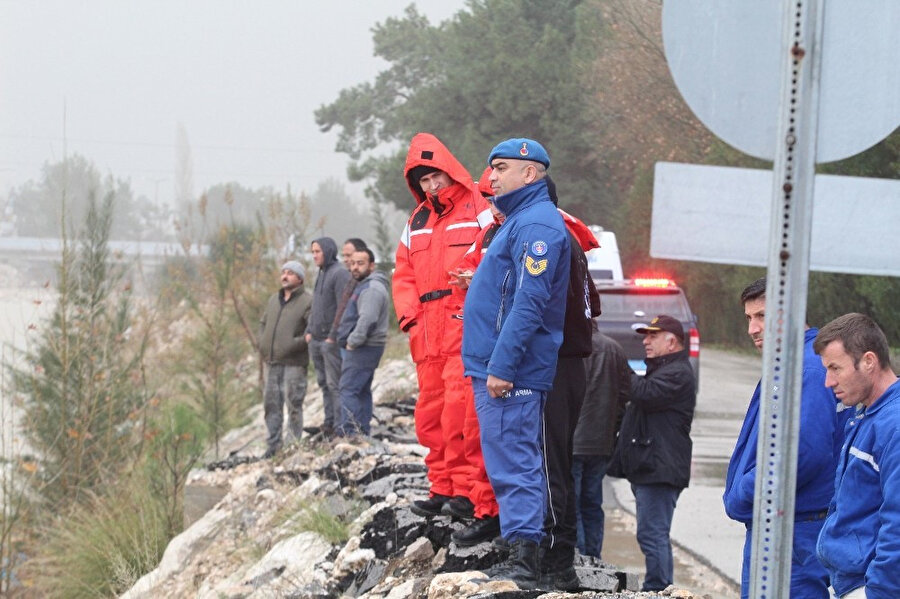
[392,133,492,362]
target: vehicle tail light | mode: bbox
[633,277,676,288]
[689,327,700,358]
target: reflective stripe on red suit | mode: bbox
[393,133,492,497]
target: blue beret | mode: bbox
[487,138,550,168]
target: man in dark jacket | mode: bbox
[572,323,630,559]
[609,314,696,592]
[539,177,602,591]
[258,261,313,458]
[335,248,389,436]
[304,237,351,437]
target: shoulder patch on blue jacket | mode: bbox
[525,255,548,276]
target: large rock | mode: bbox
[118,358,719,599]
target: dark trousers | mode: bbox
[263,363,308,450]
[337,345,384,436]
[541,356,586,568]
[573,454,611,558]
[632,483,681,591]
[309,338,342,430]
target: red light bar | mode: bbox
[633,278,676,288]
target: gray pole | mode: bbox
[750,1,825,597]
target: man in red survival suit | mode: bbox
[443,169,504,544]
[393,133,493,517]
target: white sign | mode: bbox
[651,162,900,276]
[662,0,900,162]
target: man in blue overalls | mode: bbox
[462,138,570,590]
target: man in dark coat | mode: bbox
[572,323,630,559]
[609,314,696,592]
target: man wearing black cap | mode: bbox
[608,314,696,592]
[258,261,313,458]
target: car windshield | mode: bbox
[597,291,691,320]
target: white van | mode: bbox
[585,226,624,281]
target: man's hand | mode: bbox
[486,374,513,398]
[304,333,312,343]
[325,337,335,344]
[448,268,474,290]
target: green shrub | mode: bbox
[273,498,364,546]
[28,479,169,598]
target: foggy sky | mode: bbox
[0,0,465,207]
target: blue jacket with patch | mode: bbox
[723,328,846,524]
[462,178,569,391]
[817,379,900,599]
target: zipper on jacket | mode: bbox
[517,241,528,287]
[496,269,511,332]
[270,303,285,360]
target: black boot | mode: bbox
[410,493,451,517]
[540,544,580,591]
[451,515,501,546]
[441,495,475,520]
[483,539,540,590]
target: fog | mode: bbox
[0,0,466,207]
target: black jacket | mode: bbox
[573,327,631,457]
[609,348,696,488]
[558,231,602,358]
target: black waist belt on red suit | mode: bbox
[419,289,452,303]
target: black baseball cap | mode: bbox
[635,314,684,343]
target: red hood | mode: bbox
[404,133,475,204]
[558,208,600,251]
[476,166,494,198]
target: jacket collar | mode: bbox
[645,348,690,370]
[863,378,900,416]
[493,178,550,218]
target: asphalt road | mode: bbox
[607,346,763,597]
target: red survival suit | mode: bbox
[455,174,599,518]
[393,133,492,500]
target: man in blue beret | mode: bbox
[463,138,570,589]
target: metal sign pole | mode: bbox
[750,1,825,597]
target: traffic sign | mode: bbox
[651,162,900,276]
[663,0,900,162]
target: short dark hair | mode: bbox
[344,237,367,251]
[741,277,766,304]
[353,247,376,264]
[814,313,892,370]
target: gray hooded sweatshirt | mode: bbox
[337,270,390,348]
[305,237,351,341]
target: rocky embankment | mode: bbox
[121,358,711,599]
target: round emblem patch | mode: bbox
[519,142,529,157]
[531,240,548,256]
